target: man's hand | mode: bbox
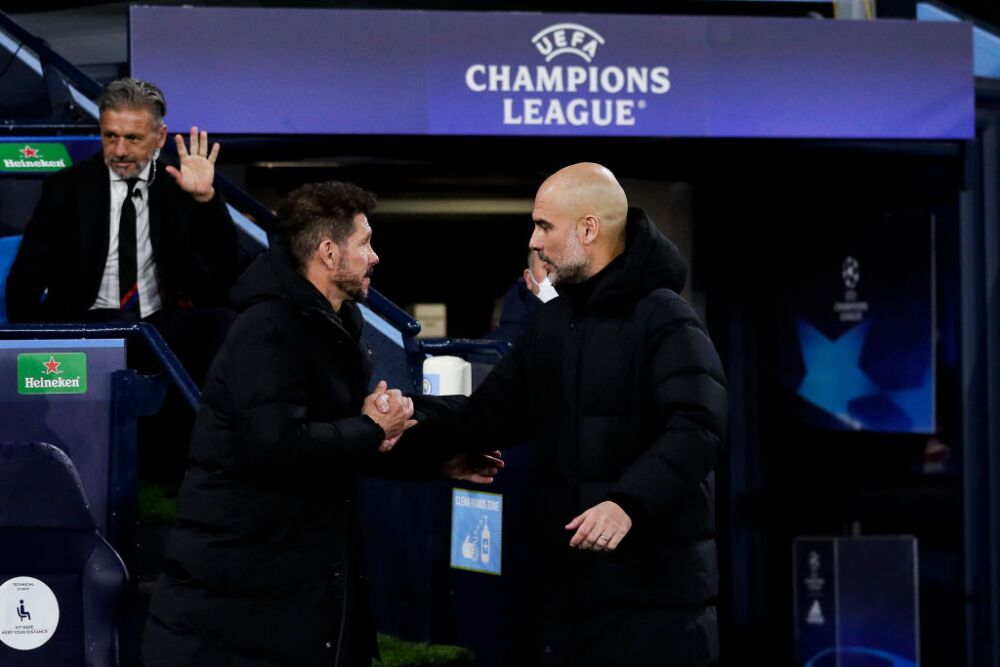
[165,126,219,203]
[565,500,632,552]
[442,450,504,484]
[362,380,416,452]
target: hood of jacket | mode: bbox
[561,207,687,312]
[230,240,365,339]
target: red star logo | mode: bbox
[42,356,61,374]
[19,145,39,159]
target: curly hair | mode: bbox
[275,181,377,268]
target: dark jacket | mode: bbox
[5,151,242,322]
[143,243,387,667]
[418,208,727,666]
[485,277,542,343]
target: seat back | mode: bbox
[0,441,127,667]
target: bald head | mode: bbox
[537,162,627,236]
[529,162,628,285]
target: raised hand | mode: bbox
[165,126,219,203]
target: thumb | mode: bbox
[375,380,388,392]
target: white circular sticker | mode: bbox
[0,577,60,650]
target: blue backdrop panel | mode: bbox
[775,213,935,433]
[0,339,125,532]
[131,7,972,139]
[794,536,919,667]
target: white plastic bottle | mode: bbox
[480,516,491,564]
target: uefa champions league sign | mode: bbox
[131,7,973,139]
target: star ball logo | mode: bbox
[842,256,861,290]
[17,352,88,395]
[464,22,671,127]
[834,255,868,323]
[0,143,72,173]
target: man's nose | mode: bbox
[113,139,129,155]
[370,249,380,266]
[529,229,542,251]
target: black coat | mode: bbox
[485,277,542,343]
[143,243,387,667]
[417,208,728,666]
[5,151,241,322]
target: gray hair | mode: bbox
[97,78,167,127]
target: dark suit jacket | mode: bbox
[6,151,243,323]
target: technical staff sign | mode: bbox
[130,7,973,139]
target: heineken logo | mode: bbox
[17,353,88,395]
[0,143,72,173]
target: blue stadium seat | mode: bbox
[0,441,127,667]
[0,235,22,323]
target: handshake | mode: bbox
[361,380,503,484]
[361,380,417,453]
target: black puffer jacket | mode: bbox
[143,242,386,667]
[419,208,727,666]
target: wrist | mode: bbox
[359,414,386,440]
[192,186,215,203]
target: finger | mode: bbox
[173,134,188,157]
[579,520,605,550]
[569,513,598,548]
[189,126,200,156]
[594,529,613,552]
[375,380,388,392]
[483,453,504,469]
[164,165,182,184]
[565,510,587,531]
[403,397,414,418]
[606,531,627,551]
[402,419,418,431]
[208,142,220,163]
[199,130,208,156]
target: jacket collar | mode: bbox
[559,207,687,313]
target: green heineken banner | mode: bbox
[17,352,88,395]
[0,339,125,532]
[0,143,72,173]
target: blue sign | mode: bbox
[450,488,502,575]
[794,536,919,667]
[130,7,973,139]
[775,213,935,433]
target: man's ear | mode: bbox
[579,215,600,246]
[318,238,340,270]
[156,123,167,150]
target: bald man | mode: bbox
[412,163,727,666]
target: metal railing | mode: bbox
[0,322,200,409]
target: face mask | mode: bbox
[530,274,559,303]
